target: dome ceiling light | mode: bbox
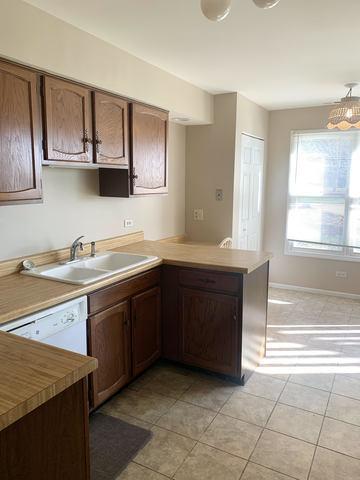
[327,83,360,131]
[200,0,281,22]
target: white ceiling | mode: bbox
[24,0,360,110]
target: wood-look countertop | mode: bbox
[0,331,97,431]
[0,241,271,326]
[0,239,270,431]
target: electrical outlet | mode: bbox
[336,271,347,279]
[193,209,204,221]
[216,189,224,201]
[124,219,134,228]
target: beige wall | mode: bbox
[185,93,269,244]
[0,0,213,124]
[186,94,237,242]
[0,123,186,261]
[264,105,360,295]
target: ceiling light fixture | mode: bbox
[200,0,281,22]
[200,0,232,22]
[327,83,360,131]
[253,0,281,8]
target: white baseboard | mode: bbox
[269,282,360,301]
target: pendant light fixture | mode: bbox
[253,0,281,8]
[327,83,360,131]
[200,0,232,22]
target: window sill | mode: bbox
[284,248,360,263]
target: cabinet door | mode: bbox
[0,61,42,204]
[93,92,129,166]
[43,76,92,163]
[88,301,131,408]
[130,103,168,195]
[180,288,239,376]
[132,286,161,376]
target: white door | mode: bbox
[238,134,264,250]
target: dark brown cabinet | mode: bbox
[180,288,239,376]
[93,92,129,166]
[88,301,131,409]
[87,268,161,408]
[0,61,42,205]
[43,76,92,163]
[162,264,269,384]
[132,286,161,376]
[130,103,168,195]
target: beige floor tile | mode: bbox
[117,462,169,479]
[220,391,275,427]
[326,393,360,426]
[104,388,175,423]
[141,368,195,399]
[241,373,286,401]
[133,426,195,477]
[156,401,216,440]
[288,372,334,392]
[251,430,315,480]
[200,413,262,459]
[98,407,152,430]
[180,377,235,411]
[241,462,294,480]
[319,417,360,459]
[267,403,323,443]
[309,447,360,480]
[332,375,360,400]
[173,443,246,480]
[279,382,329,414]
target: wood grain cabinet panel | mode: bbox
[132,286,161,376]
[130,103,168,195]
[180,288,239,376]
[93,92,129,166]
[88,301,131,409]
[43,76,92,163]
[0,61,42,204]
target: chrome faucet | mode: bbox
[69,236,84,262]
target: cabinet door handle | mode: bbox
[130,167,138,185]
[83,129,92,152]
[95,130,102,153]
[198,278,216,284]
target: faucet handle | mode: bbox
[90,241,96,257]
[79,242,84,251]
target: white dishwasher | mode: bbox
[0,296,88,355]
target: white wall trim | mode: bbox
[269,282,360,301]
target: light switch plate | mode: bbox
[193,209,204,221]
[124,219,134,228]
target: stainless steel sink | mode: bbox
[21,251,159,285]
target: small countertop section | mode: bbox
[0,331,97,431]
[118,241,272,274]
[0,241,271,325]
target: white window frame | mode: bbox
[284,129,360,262]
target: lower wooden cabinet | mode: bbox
[180,288,239,376]
[87,268,161,409]
[88,301,131,409]
[132,286,161,376]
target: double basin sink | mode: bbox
[22,251,159,285]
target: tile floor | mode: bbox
[99,287,360,479]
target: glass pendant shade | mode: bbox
[253,0,281,8]
[327,88,360,131]
[201,0,231,21]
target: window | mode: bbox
[285,130,360,261]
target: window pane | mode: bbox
[287,199,345,246]
[290,134,352,197]
[348,202,360,248]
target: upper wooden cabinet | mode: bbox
[130,103,168,195]
[0,61,42,205]
[93,92,129,166]
[42,76,92,163]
